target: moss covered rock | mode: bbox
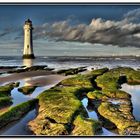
[37,88,83,124]
[60,68,108,88]
[0,97,12,108]
[18,86,37,95]
[71,115,102,136]
[56,67,87,76]
[60,74,93,88]
[29,115,69,135]
[28,87,84,135]
[0,82,20,108]
[87,90,108,100]
[0,99,38,128]
[98,102,140,135]
[0,82,19,96]
[28,68,108,136]
[7,65,54,74]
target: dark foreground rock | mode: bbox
[7,65,54,74]
[0,99,38,128]
[56,67,87,76]
[18,86,37,95]
[0,82,20,96]
[0,82,20,108]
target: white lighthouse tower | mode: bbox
[23,19,35,59]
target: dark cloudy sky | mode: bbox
[1,4,140,56]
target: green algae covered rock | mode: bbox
[0,82,20,96]
[102,89,131,99]
[56,67,87,76]
[28,87,84,135]
[18,86,37,95]
[28,112,69,135]
[37,88,82,124]
[96,67,140,91]
[29,87,102,136]
[87,90,108,100]
[60,68,108,88]
[60,74,93,88]
[29,115,69,135]
[28,67,140,135]
[0,99,38,128]
[95,67,140,99]
[90,67,109,76]
[28,69,108,136]
[7,65,53,74]
[0,82,20,108]
[98,102,140,135]
[0,97,12,108]
[71,115,102,136]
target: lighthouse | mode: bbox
[23,19,35,59]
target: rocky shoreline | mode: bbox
[0,66,140,136]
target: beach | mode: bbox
[0,70,65,85]
[0,59,140,136]
[0,67,69,135]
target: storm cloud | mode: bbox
[33,8,140,48]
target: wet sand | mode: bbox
[0,70,57,85]
[25,75,66,86]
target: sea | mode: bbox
[0,55,140,70]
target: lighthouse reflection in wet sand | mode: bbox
[23,19,35,59]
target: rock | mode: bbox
[0,97,12,109]
[71,115,102,136]
[56,67,87,76]
[29,115,69,135]
[0,66,18,69]
[98,102,140,135]
[87,90,108,100]
[0,99,38,128]
[18,86,37,95]
[7,65,54,74]
[0,82,20,96]
[28,67,140,136]
[28,69,107,135]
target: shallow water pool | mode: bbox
[81,98,116,136]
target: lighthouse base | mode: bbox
[23,54,35,59]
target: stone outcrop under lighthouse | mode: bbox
[23,19,35,59]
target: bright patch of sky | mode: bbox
[0,40,140,56]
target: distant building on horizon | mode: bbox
[23,19,35,59]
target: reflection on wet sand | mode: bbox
[23,77,33,86]
[23,59,33,67]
